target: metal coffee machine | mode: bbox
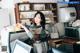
[58,7,77,27]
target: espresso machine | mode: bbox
[58,7,77,38]
[58,7,77,27]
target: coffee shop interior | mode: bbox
[0,0,80,53]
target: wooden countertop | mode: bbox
[63,38,78,44]
[48,38,79,47]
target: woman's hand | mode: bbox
[17,23,33,39]
[16,23,23,28]
[16,23,29,33]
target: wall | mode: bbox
[0,9,10,30]
[0,0,16,25]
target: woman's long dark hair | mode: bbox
[34,11,45,30]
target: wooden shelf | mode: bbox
[53,16,57,17]
[15,2,58,23]
[19,9,56,12]
[20,15,57,20]
[20,18,32,20]
[18,3,56,5]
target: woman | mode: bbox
[31,11,49,53]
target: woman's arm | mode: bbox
[17,23,33,39]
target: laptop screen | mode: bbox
[13,40,32,53]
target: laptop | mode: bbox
[12,39,32,53]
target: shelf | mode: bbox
[18,3,56,5]
[20,16,57,20]
[20,18,32,20]
[53,16,57,17]
[19,9,56,12]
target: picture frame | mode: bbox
[19,4,30,11]
[33,4,45,10]
[20,11,37,18]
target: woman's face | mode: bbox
[34,14,41,25]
